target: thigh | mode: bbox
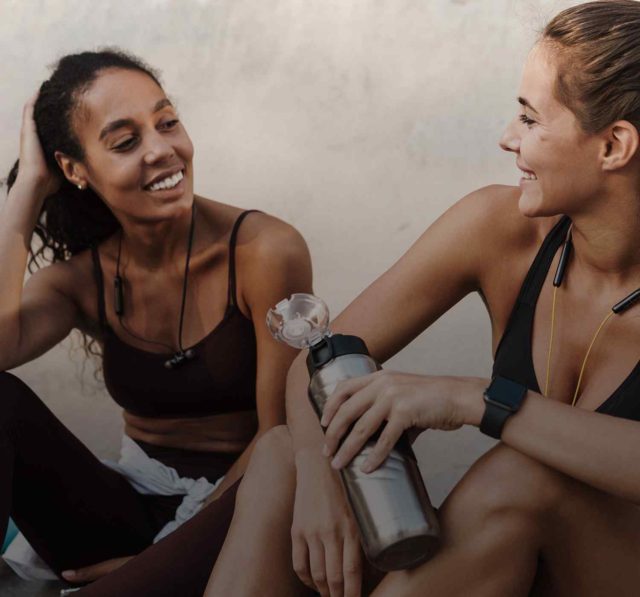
[531,478,640,597]
[1,373,156,573]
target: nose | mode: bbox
[142,129,175,165]
[499,115,521,154]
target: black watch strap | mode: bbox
[480,376,528,439]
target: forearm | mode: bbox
[457,377,640,502]
[285,354,326,458]
[0,183,44,352]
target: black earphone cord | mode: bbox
[114,203,197,368]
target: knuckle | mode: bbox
[343,561,360,575]
[313,572,328,585]
[328,576,345,591]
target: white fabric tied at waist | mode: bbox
[2,435,222,581]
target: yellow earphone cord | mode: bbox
[544,284,616,406]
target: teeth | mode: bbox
[148,170,184,192]
[520,170,537,180]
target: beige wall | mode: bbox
[1,0,579,497]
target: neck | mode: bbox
[566,183,640,288]
[118,202,195,271]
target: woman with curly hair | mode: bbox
[0,49,311,595]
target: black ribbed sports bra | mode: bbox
[492,216,640,421]
[90,210,258,418]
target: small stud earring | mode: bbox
[77,183,84,190]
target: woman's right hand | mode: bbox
[11,93,60,200]
[292,450,363,597]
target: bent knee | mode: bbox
[254,425,293,458]
[244,426,294,479]
[236,426,295,506]
[444,444,567,522]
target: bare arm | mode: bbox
[206,215,313,501]
[285,186,510,597]
[0,97,78,371]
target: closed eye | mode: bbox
[519,114,536,127]
[159,119,179,130]
[113,137,138,152]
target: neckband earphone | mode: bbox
[114,202,197,370]
[545,222,640,403]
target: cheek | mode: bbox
[178,130,195,162]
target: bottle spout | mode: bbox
[267,293,331,349]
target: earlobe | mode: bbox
[54,150,87,189]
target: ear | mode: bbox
[54,151,89,189]
[601,120,639,171]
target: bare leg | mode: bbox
[372,444,640,597]
[204,426,315,597]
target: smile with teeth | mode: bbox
[146,170,184,192]
[520,169,537,181]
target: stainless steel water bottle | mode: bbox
[267,293,440,571]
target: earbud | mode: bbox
[164,348,196,370]
[553,231,573,287]
[613,288,640,314]
[114,275,124,316]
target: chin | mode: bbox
[517,187,557,219]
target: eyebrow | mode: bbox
[518,97,540,115]
[98,98,174,141]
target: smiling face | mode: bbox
[63,68,194,222]
[500,43,606,218]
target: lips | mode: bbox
[517,163,537,180]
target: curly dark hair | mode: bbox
[6,49,162,362]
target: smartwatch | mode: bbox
[480,376,528,439]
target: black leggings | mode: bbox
[0,371,240,596]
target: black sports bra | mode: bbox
[492,216,640,421]
[90,210,258,418]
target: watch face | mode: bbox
[487,376,527,409]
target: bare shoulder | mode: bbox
[232,212,308,267]
[448,184,550,247]
[448,184,563,343]
[231,210,312,313]
[441,184,559,276]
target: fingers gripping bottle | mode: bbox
[267,293,440,571]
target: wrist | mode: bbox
[453,376,489,427]
[7,177,49,206]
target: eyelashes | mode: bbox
[519,114,536,127]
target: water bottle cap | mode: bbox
[266,293,330,349]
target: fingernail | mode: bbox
[331,457,342,469]
[361,461,373,474]
[320,415,327,426]
[62,570,76,580]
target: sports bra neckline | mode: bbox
[91,209,257,359]
[493,215,640,414]
[102,304,250,359]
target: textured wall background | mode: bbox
[1,0,579,497]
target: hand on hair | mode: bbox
[14,93,61,200]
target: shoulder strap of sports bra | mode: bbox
[90,245,108,330]
[227,210,261,308]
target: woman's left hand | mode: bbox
[61,555,134,583]
[321,371,486,473]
